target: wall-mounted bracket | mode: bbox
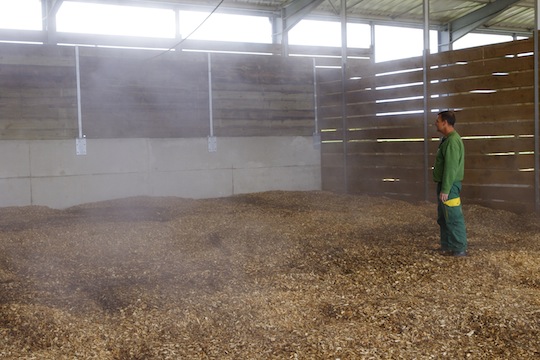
[208,136,217,152]
[312,132,321,150]
[76,135,87,156]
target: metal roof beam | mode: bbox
[445,0,522,45]
[42,0,64,44]
[282,0,325,33]
[60,0,182,9]
[47,0,64,15]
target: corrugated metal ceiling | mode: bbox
[164,0,536,35]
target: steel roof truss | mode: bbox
[281,0,326,32]
[446,0,522,43]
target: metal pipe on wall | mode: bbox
[208,52,217,152]
[208,53,214,137]
[75,46,86,156]
[313,58,318,135]
[340,0,348,193]
[422,0,430,202]
[312,58,321,149]
[76,46,83,139]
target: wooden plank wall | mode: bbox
[0,44,78,139]
[319,56,426,199]
[80,49,210,138]
[319,37,536,212]
[429,38,535,212]
[211,53,315,136]
[0,43,315,140]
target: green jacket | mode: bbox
[433,130,465,194]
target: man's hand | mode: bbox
[439,192,449,203]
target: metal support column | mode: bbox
[340,0,348,193]
[535,0,540,211]
[208,53,217,152]
[75,46,86,155]
[422,0,430,201]
[370,22,375,64]
[312,58,321,149]
[280,8,289,57]
[42,0,63,44]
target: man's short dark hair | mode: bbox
[438,110,456,126]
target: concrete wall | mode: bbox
[0,136,321,209]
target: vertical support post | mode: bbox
[340,0,348,193]
[41,0,49,39]
[42,0,60,44]
[76,46,83,139]
[75,47,82,138]
[208,53,217,152]
[535,0,539,211]
[422,0,430,202]
[272,15,283,56]
[175,7,181,45]
[75,46,86,155]
[208,53,214,138]
[370,22,375,63]
[313,58,321,149]
[280,9,289,57]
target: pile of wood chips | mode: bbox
[0,191,538,359]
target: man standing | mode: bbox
[433,110,467,257]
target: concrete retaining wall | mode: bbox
[0,136,321,209]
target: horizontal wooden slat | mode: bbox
[464,137,534,154]
[348,166,425,183]
[316,70,341,85]
[428,70,533,94]
[214,94,313,110]
[349,153,425,168]
[458,121,533,137]
[317,80,343,96]
[429,55,533,80]
[320,142,346,154]
[461,197,534,213]
[348,127,426,141]
[327,99,425,118]
[321,180,346,193]
[349,56,423,77]
[428,38,533,65]
[466,154,534,170]
[348,178,425,199]
[346,140,425,154]
[466,168,534,185]
[319,120,343,132]
[0,43,75,66]
[429,88,534,109]
[450,104,534,123]
[347,83,424,104]
[350,68,424,90]
[463,184,534,205]
[347,113,425,128]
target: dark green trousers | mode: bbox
[437,182,467,252]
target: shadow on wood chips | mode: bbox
[0,191,539,359]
